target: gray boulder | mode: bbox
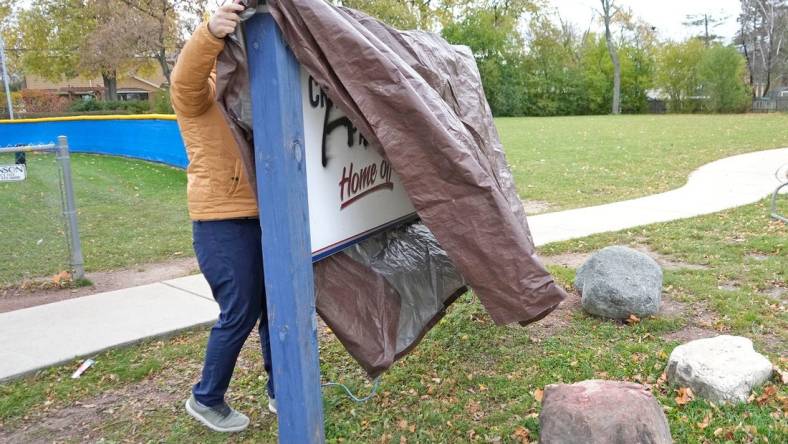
[666,335,773,403]
[539,380,672,444]
[575,246,662,319]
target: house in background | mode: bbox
[23,64,167,102]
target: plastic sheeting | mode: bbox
[343,223,466,355]
[314,224,466,377]
[213,0,568,377]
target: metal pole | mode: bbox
[0,34,14,120]
[56,136,85,280]
[0,144,57,154]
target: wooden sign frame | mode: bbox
[245,11,326,443]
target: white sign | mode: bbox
[302,70,417,261]
[0,164,26,182]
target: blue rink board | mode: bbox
[0,118,188,168]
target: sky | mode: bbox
[11,0,743,43]
[547,0,742,43]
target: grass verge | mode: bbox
[2,199,784,443]
[499,114,788,212]
[0,153,191,285]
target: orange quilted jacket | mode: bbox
[170,22,257,220]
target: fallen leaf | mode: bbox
[675,387,694,405]
[696,413,712,429]
[512,426,530,444]
[397,419,408,431]
[626,314,641,324]
[534,388,544,403]
[774,366,788,385]
[756,385,778,405]
[51,270,71,285]
[466,400,481,415]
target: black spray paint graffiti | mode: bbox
[308,76,368,167]
[308,76,398,210]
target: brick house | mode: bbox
[23,64,168,102]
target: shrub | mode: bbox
[68,99,151,114]
[69,99,102,112]
[152,89,174,114]
[698,46,751,113]
[0,91,23,118]
[18,90,71,114]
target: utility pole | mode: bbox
[0,34,14,120]
[684,12,726,47]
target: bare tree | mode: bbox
[739,0,787,97]
[600,0,621,114]
[117,0,209,85]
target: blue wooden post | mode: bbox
[245,11,326,443]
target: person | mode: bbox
[170,0,275,433]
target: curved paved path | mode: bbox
[1,148,786,381]
[530,147,788,246]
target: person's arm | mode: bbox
[170,2,244,117]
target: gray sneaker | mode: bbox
[185,395,249,433]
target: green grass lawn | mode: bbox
[2,199,784,443]
[3,114,787,285]
[0,153,191,285]
[0,116,784,441]
[500,114,788,211]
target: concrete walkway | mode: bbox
[1,148,786,381]
[530,148,788,246]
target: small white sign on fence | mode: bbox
[0,164,26,182]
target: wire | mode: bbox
[775,162,788,182]
[322,377,382,403]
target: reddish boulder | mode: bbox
[539,380,671,444]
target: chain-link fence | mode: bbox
[752,97,788,113]
[0,139,84,286]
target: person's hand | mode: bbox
[207,1,245,39]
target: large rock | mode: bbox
[539,380,672,444]
[575,246,662,319]
[666,335,773,403]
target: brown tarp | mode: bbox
[214,0,568,377]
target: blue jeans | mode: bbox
[191,219,275,406]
